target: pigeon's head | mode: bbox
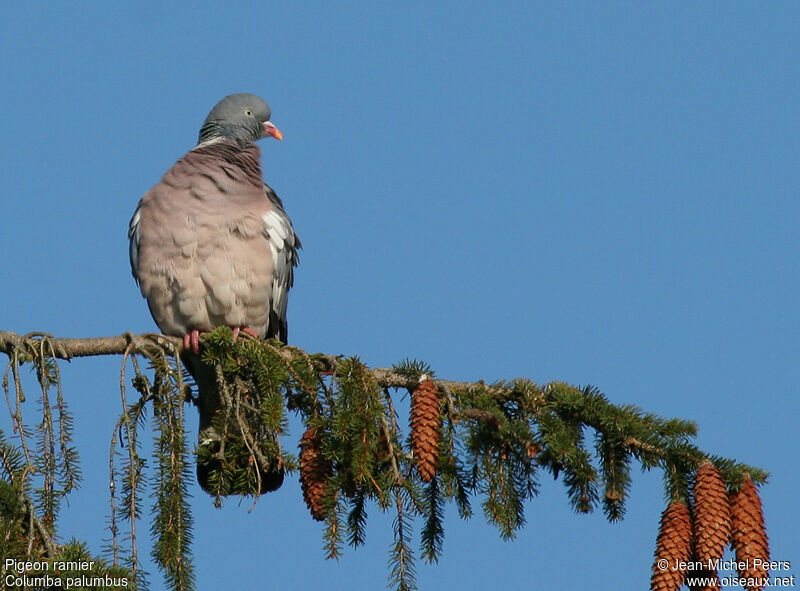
[198,93,283,147]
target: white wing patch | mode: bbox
[128,201,144,284]
[261,197,299,340]
[262,210,290,241]
[262,210,291,266]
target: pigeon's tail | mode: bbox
[182,352,284,495]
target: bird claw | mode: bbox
[182,329,201,354]
[232,326,258,342]
[182,327,255,352]
[241,327,259,339]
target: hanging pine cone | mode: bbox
[730,475,770,590]
[410,377,441,482]
[299,426,331,521]
[693,461,731,563]
[686,566,721,591]
[651,500,693,591]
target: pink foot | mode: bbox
[231,326,259,342]
[241,327,259,339]
[182,329,201,354]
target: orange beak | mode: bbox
[263,121,283,141]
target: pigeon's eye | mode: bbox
[244,109,253,117]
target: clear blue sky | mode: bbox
[1,2,798,589]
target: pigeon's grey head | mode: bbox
[197,93,283,147]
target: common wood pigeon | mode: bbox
[128,93,300,493]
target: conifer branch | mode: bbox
[0,329,769,486]
[0,329,771,591]
[0,331,509,391]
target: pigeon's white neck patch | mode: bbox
[194,136,226,150]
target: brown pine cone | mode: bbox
[651,500,693,591]
[410,377,441,482]
[730,475,770,590]
[299,426,332,521]
[693,462,732,563]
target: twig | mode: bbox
[0,329,730,474]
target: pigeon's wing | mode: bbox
[262,182,300,342]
